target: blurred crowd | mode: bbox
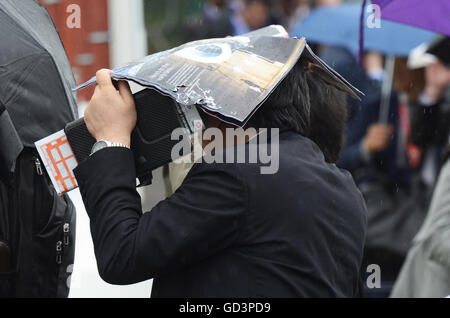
[179,0,450,298]
[183,0,346,41]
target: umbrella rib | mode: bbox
[1,53,47,106]
[0,51,47,68]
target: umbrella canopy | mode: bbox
[0,0,77,173]
[371,0,450,37]
[291,2,436,57]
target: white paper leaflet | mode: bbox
[35,130,78,194]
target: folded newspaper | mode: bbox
[37,25,362,194]
[75,25,361,126]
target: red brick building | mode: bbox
[39,0,111,102]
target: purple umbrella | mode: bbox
[371,0,450,37]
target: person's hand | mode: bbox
[424,62,450,102]
[363,51,384,80]
[84,69,137,147]
[363,124,393,154]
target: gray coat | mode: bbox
[391,161,450,298]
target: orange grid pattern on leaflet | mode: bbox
[40,135,78,194]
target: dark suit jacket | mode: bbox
[74,131,367,297]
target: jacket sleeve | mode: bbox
[423,160,450,270]
[338,108,372,171]
[338,141,369,172]
[337,90,381,172]
[74,148,247,285]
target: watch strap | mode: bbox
[90,140,130,156]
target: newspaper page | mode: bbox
[75,25,306,126]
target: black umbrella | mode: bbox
[0,0,78,177]
[0,0,78,297]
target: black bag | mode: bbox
[0,147,75,298]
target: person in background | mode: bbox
[184,0,234,41]
[391,37,450,298]
[230,0,272,35]
[391,148,450,298]
[272,0,310,32]
[408,37,450,157]
[320,47,408,190]
[321,46,432,297]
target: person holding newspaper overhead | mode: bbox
[74,55,367,297]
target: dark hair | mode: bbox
[246,57,348,163]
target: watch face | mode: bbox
[91,140,108,155]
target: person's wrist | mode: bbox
[95,133,131,148]
[360,139,372,162]
[423,85,444,104]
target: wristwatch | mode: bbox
[90,140,130,156]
